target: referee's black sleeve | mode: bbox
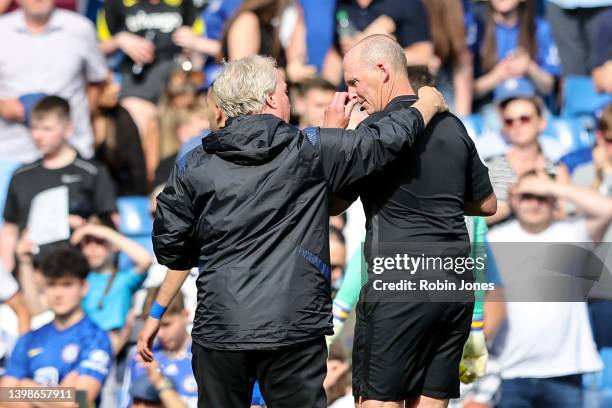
[318,107,425,194]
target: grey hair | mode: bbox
[212,55,278,118]
[353,34,408,74]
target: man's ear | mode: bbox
[265,92,277,110]
[377,63,390,83]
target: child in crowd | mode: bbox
[74,217,151,354]
[0,246,113,406]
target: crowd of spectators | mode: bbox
[0,0,611,407]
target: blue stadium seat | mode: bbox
[0,161,20,228]
[117,196,153,236]
[542,116,595,154]
[461,114,484,140]
[559,147,593,175]
[561,76,612,123]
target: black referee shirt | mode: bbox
[339,95,493,247]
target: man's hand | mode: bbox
[459,330,488,384]
[515,173,556,197]
[116,32,155,65]
[172,26,197,51]
[0,98,25,122]
[138,316,161,362]
[323,92,359,129]
[417,86,448,113]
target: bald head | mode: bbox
[342,34,413,114]
[345,34,408,75]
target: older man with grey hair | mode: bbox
[138,50,446,407]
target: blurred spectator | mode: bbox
[143,77,198,184]
[422,0,473,116]
[323,0,433,86]
[221,0,316,83]
[93,73,148,196]
[329,212,347,232]
[0,246,113,406]
[546,0,612,76]
[0,96,117,273]
[329,226,346,297]
[120,288,196,408]
[484,93,568,226]
[129,362,188,408]
[488,172,611,407]
[73,219,151,354]
[0,262,29,334]
[150,101,210,188]
[324,341,352,407]
[97,0,204,139]
[558,103,612,197]
[295,77,335,128]
[0,0,78,15]
[172,0,242,87]
[592,7,612,93]
[474,0,560,113]
[0,0,108,163]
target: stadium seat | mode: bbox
[559,147,593,175]
[461,114,484,140]
[117,196,153,236]
[561,76,612,123]
[542,116,595,154]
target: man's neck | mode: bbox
[54,308,84,331]
[25,12,52,34]
[43,145,77,169]
[519,220,551,235]
[380,77,415,111]
[493,9,519,27]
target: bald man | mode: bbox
[333,35,496,408]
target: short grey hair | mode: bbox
[353,34,408,74]
[212,55,278,118]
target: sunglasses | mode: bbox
[517,193,551,202]
[503,115,533,127]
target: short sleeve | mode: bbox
[535,20,561,76]
[466,139,494,202]
[98,0,124,40]
[75,330,112,384]
[153,161,199,270]
[3,174,20,224]
[81,20,109,84]
[122,268,148,292]
[4,335,31,380]
[93,164,118,215]
[395,0,431,47]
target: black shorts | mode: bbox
[352,291,473,402]
[191,337,327,408]
[120,59,175,104]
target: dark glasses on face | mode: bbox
[518,193,550,202]
[503,115,533,127]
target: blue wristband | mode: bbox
[150,302,167,320]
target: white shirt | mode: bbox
[488,218,603,379]
[0,264,18,302]
[0,9,108,163]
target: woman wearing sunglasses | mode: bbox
[485,93,569,227]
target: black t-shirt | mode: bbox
[95,106,148,197]
[338,96,493,248]
[100,0,200,63]
[3,156,118,230]
[333,0,431,50]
